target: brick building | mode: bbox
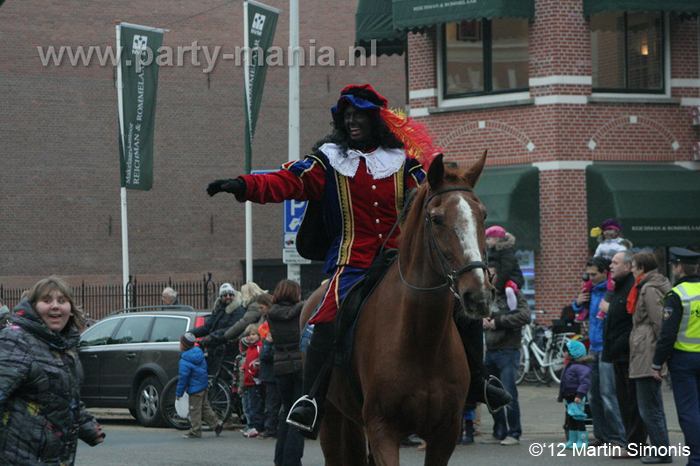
[0,0,405,293]
[358,0,700,316]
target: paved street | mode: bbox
[77,382,690,465]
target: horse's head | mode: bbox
[423,152,494,318]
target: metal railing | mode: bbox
[0,274,236,322]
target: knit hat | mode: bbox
[590,218,622,237]
[219,283,236,296]
[180,332,196,350]
[485,226,506,238]
[566,340,586,360]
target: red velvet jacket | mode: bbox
[239,145,425,274]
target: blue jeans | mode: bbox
[635,377,670,457]
[484,348,521,440]
[275,372,305,466]
[245,385,265,431]
[668,350,700,466]
[588,349,627,445]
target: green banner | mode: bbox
[117,22,164,191]
[244,0,280,174]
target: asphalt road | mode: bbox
[77,383,691,465]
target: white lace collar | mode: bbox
[319,143,405,180]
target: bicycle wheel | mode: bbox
[531,355,552,384]
[230,390,246,425]
[207,375,232,423]
[160,377,191,430]
[548,334,571,384]
[516,344,529,385]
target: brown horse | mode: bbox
[301,153,493,466]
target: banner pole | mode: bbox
[287,0,301,283]
[116,21,131,308]
[243,0,254,284]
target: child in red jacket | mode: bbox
[239,324,265,437]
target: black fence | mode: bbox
[1,267,329,323]
[0,274,241,322]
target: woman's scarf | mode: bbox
[626,273,645,314]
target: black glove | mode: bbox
[207,178,246,197]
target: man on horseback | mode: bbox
[206,84,511,438]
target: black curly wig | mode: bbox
[311,107,404,154]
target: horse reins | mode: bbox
[397,187,489,298]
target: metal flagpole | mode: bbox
[115,21,130,308]
[287,0,301,283]
[243,0,254,284]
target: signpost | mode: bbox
[283,200,311,270]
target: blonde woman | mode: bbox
[224,282,267,341]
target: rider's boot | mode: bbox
[286,322,333,439]
[454,311,513,413]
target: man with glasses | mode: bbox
[652,247,700,465]
[190,283,246,374]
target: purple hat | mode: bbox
[600,219,621,231]
[485,226,506,238]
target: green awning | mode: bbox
[475,165,540,250]
[583,0,700,16]
[356,0,406,57]
[392,0,534,31]
[587,164,700,247]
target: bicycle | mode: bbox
[160,342,245,430]
[517,311,574,385]
[517,311,551,385]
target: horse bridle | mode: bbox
[397,187,489,297]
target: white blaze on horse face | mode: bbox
[455,197,485,285]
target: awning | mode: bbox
[356,0,406,57]
[475,165,540,250]
[586,164,700,247]
[392,0,535,31]
[583,0,700,16]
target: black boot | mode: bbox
[287,322,333,439]
[454,311,512,413]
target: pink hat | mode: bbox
[485,226,506,238]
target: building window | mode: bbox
[591,11,664,93]
[443,17,529,98]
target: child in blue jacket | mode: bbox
[176,333,224,439]
[557,340,593,449]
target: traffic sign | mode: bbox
[283,199,311,264]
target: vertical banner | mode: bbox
[117,22,165,191]
[244,0,280,174]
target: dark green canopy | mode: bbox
[583,0,700,15]
[392,0,534,31]
[475,165,540,250]
[356,0,406,56]
[586,164,700,248]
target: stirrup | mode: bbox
[484,375,508,414]
[286,395,317,432]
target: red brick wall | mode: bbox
[1,0,406,288]
[406,0,700,316]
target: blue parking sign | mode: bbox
[284,200,306,234]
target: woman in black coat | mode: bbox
[0,276,105,465]
[267,280,305,466]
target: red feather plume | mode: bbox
[380,108,442,168]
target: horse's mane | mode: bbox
[399,166,468,252]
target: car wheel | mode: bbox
[135,376,164,427]
[128,408,138,419]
